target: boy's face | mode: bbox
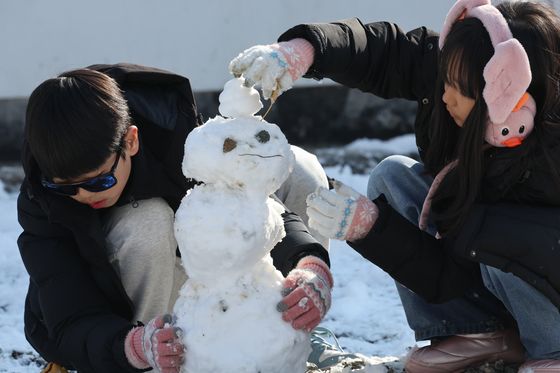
[52,126,139,209]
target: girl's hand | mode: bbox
[306,180,379,242]
[229,38,315,100]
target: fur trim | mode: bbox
[483,39,532,123]
[439,0,490,49]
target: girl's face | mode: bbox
[52,126,139,209]
[442,83,476,127]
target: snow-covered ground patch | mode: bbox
[0,181,47,372]
[0,136,420,372]
[316,134,419,174]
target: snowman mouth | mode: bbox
[239,154,283,159]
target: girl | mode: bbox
[230,1,560,372]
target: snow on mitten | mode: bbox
[278,256,333,332]
[124,314,185,373]
[229,38,315,100]
[307,180,379,242]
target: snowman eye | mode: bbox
[255,130,270,143]
[519,125,525,134]
[223,138,237,153]
[501,128,509,136]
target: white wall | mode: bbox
[0,0,461,98]
[5,0,556,98]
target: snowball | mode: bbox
[219,77,263,118]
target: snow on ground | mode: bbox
[320,165,416,357]
[0,135,419,372]
[0,183,47,372]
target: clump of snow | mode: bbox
[306,354,400,373]
[218,77,263,118]
[344,135,418,155]
[174,79,311,372]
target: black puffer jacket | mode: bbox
[280,19,560,307]
[17,63,329,372]
[279,18,439,159]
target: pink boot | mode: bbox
[519,359,560,372]
[405,329,526,373]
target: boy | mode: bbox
[18,63,332,372]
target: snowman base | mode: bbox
[175,261,311,373]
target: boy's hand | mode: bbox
[124,314,185,373]
[229,38,315,100]
[277,256,333,332]
[306,180,379,242]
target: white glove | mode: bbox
[306,180,379,242]
[229,39,315,100]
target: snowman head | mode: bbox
[182,116,294,195]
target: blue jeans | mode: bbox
[366,155,560,359]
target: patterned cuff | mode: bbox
[335,197,357,240]
[277,38,315,80]
[346,196,379,242]
[124,326,149,369]
[297,256,334,289]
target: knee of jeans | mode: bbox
[480,264,514,295]
[481,265,505,281]
[367,155,415,199]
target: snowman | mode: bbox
[173,78,311,373]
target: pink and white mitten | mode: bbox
[307,180,379,242]
[278,256,334,332]
[124,314,185,373]
[229,38,315,100]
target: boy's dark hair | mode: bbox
[25,68,131,180]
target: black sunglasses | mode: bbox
[41,149,122,196]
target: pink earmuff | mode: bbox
[485,92,536,147]
[441,0,534,147]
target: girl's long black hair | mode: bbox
[425,1,560,236]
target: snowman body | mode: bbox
[173,104,311,372]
